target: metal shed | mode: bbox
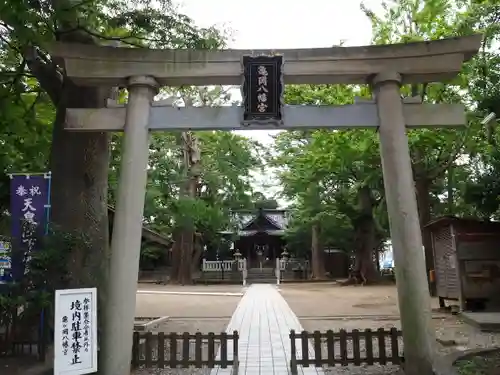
[425,216,500,311]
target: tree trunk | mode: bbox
[36,77,110,375]
[51,84,111,373]
[170,229,182,282]
[24,16,111,291]
[447,165,454,214]
[171,226,194,284]
[352,186,379,284]
[178,230,194,284]
[415,177,435,295]
[51,82,111,287]
[24,7,112,373]
[375,246,381,274]
[170,132,200,284]
[310,222,325,279]
[191,235,203,275]
[353,217,379,283]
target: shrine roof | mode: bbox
[108,205,170,247]
[221,209,289,235]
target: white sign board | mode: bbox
[54,288,98,375]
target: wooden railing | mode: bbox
[289,328,403,374]
[132,331,239,372]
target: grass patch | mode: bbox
[455,349,500,375]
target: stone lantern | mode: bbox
[233,249,242,259]
[281,247,290,260]
[232,244,242,272]
[230,241,239,258]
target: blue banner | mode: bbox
[10,173,51,280]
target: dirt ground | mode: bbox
[137,283,245,294]
[135,285,243,320]
[136,283,243,335]
[279,282,442,318]
[136,282,500,353]
[280,283,500,356]
[132,284,244,375]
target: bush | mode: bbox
[0,226,88,338]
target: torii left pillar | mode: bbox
[102,76,158,375]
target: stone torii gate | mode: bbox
[50,35,481,375]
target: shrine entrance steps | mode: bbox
[210,284,322,375]
[245,267,276,285]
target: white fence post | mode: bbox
[276,258,280,285]
[242,258,247,286]
[279,259,287,271]
[201,260,236,271]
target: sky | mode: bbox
[175,0,383,200]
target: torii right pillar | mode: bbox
[374,71,435,375]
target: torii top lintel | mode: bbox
[49,35,482,87]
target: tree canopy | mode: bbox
[1,1,499,371]
[0,0,498,306]
[270,0,500,283]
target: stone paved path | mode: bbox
[211,284,323,375]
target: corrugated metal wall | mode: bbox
[433,225,459,299]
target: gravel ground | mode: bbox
[280,284,500,375]
[281,284,411,375]
[134,284,500,375]
[299,319,403,375]
[132,318,231,375]
[132,286,241,374]
[299,316,500,375]
[323,365,403,375]
[134,366,219,375]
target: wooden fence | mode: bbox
[289,328,403,374]
[131,331,239,373]
[0,307,47,361]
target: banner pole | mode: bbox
[44,172,52,236]
[8,172,48,177]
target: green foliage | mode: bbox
[0,227,84,328]
[140,243,168,269]
[0,72,53,215]
[272,84,387,258]
[1,1,264,268]
[272,0,500,270]
[129,129,263,250]
[360,0,500,223]
[1,0,499,283]
[108,90,264,262]
[455,350,500,375]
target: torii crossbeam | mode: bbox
[65,101,465,131]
